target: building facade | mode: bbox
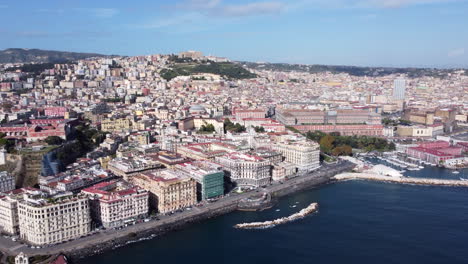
[82,181,149,228]
[17,193,91,245]
[215,153,270,188]
[272,141,321,173]
[175,161,224,201]
[0,171,15,193]
[132,170,197,214]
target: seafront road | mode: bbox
[0,161,354,257]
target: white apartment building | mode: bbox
[0,195,19,235]
[0,171,15,193]
[17,191,91,245]
[273,140,321,173]
[82,181,149,228]
[215,153,271,188]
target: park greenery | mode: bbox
[44,136,64,145]
[224,118,246,133]
[254,126,265,133]
[160,60,257,81]
[382,118,411,126]
[56,124,107,166]
[306,131,396,155]
[199,123,216,133]
[0,132,14,152]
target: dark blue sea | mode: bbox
[84,162,468,264]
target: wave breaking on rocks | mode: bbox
[234,202,319,229]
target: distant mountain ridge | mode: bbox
[0,48,110,63]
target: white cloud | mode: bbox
[448,48,465,57]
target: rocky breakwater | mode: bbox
[234,202,319,229]
[334,173,468,187]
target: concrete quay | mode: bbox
[334,173,468,187]
[0,161,355,261]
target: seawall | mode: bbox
[0,162,355,262]
[334,173,468,187]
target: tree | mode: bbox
[45,136,64,145]
[319,134,335,154]
[254,126,265,133]
[199,123,215,133]
[331,145,352,156]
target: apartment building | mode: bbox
[175,161,224,201]
[0,171,15,193]
[215,153,271,188]
[82,181,149,228]
[132,170,196,214]
[272,140,320,173]
[14,190,91,245]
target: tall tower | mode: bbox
[393,78,406,100]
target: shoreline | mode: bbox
[333,173,468,187]
[0,162,354,262]
[234,202,319,229]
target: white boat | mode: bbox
[460,177,467,181]
[452,171,460,174]
[418,166,424,169]
[291,205,297,208]
[275,209,281,212]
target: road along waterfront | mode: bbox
[0,161,355,260]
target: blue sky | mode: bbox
[0,0,467,67]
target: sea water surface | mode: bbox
[84,165,468,264]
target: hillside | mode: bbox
[0,48,109,63]
[242,62,463,78]
[160,56,257,81]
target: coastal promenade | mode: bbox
[0,161,354,260]
[334,173,468,187]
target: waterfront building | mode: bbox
[0,194,19,235]
[272,162,296,181]
[406,141,463,165]
[215,153,271,188]
[0,171,15,193]
[82,181,149,228]
[15,189,91,245]
[175,161,224,201]
[272,140,320,173]
[132,170,197,214]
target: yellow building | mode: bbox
[101,117,133,132]
[132,170,197,214]
[396,125,433,137]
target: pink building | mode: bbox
[44,107,68,117]
[292,124,383,136]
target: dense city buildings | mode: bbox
[0,49,466,252]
